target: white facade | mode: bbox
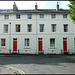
[0,3,75,54]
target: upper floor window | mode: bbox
[25,38,30,47]
[50,38,55,47]
[27,24,32,32]
[51,14,56,18]
[1,39,6,47]
[64,24,68,32]
[51,24,56,32]
[40,24,44,32]
[40,14,44,18]
[16,24,20,32]
[4,24,8,33]
[4,15,9,19]
[63,14,67,18]
[16,14,20,19]
[28,14,32,19]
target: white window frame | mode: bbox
[4,24,8,33]
[39,24,44,32]
[50,38,55,47]
[16,14,20,19]
[1,38,6,47]
[63,24,68,32]
[28,14,32,19]
[4,15,9,19]
[27,24,32,32]
[16,24,20,32]
[63,14,67,18]
[51,24,56,32]
[24,38,30,47]
[40,14,44,18]
[51,14,56,18]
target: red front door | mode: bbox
[38,38,43,52]
[13,38,17,52]
[63,38,67,52]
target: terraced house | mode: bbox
[0,2,75,54]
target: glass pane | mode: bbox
[28,14,32,19]
[40,14,44,18]
[40,24,44,32]
[25,39,29,47]
[16,25,20,32]
[50,39,55,47]
[4,25,8,33]
[1,39,5,46]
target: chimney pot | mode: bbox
[13,2,18,11]
[56,2,59,11]
[35,2,38,11]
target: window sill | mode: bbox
[24,47,31,49]
[48,47,57,49]
[0,46,6,49]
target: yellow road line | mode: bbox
[6,66,25,74]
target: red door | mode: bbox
[13,38,17,52]
[38,38,43,52]
[63,38,67,52]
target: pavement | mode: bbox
[0,54,75,74]
[0,65,25,74]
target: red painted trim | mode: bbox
[38,38,43,52]
[13,41,17,52]
[63,38,67,52]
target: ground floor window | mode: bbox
[25,38,30,47]
[50,38,55,47]
[1,39,6,46]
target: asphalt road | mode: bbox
[0,54,75,74]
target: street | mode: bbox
[0,55,75,74]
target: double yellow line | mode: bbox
[6,66,25,74]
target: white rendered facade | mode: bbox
[0,3,75,54]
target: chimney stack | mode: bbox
[56,2,59,11]
[35,2,38,10]
[13,2,18,11]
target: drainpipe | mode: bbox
[36,13,38,54]
[9,22,11,53]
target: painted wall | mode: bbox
[0,13,75,54]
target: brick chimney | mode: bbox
[13,2,18,11]
[35,2,38,10]
[56,2,59,11]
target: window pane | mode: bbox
[40,24,44,32]
[40,14,44,18]
[4,15,9,19]
[1,39,5,46]
[52,24,56,32]
[16,24,20,32]
[25,39,30,47]
[27,24,32,32]
[28,14,32,19]
[63,14,67,18]
[50,39,55,47]
[51,14,56,18]
[4,25,8,33]
[64,24,68,32]
[16,14,20,19]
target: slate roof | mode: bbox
[0,9,70,14]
